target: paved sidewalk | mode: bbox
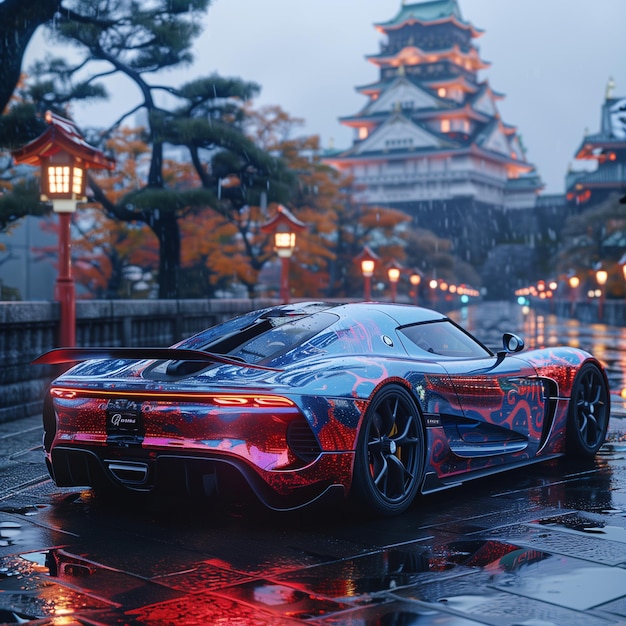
[0,418,624,624]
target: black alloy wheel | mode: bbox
[352,384,424,516]
[566,363,610,457]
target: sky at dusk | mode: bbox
[24,0,626,194]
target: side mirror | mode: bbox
[502,332,524,353]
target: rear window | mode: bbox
[228,313,339,363]
[400,319,491,359]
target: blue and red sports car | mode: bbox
[35,302,610,516]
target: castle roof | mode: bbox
[366,43,488,71]
[568,162,626,188]
[374,0,482,36]
[574,97,626,159]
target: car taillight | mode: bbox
[49,386,295,408]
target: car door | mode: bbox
[439,354,546,461]
[398,319,546,465]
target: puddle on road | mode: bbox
[273,539,551,602]
[0,549,111,623]
[0,547,180,622]
[0,521,23,548]
[0,504,51,517]
[535,511,626,543]
[493,559,626,612]
[221,580,352,620]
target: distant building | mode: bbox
[324,0,542,267]
[566,79,626,208]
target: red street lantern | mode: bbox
[387,261,402,303]
[355,246,379,301]
[410,271,422,305]
[11,111,115,347]
[261,204,306,303]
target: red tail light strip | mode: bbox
[50,387,296,408]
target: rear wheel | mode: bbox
[566,363,609,457]
[352,385,424,516]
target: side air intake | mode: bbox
[287,418,322,464]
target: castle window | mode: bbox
[385,137,414,149]
[441,119,451,133]
[359,127,369,140]
[438,87,447,98]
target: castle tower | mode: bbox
[566,79,626,207]
[324,0,542,264]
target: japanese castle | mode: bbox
[324,0,542,264]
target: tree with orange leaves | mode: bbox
[242,105,411,299]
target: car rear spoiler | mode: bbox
[32,347,281,372]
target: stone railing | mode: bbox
[0,298,274,424]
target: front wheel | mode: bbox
[566,363,610,457]
[352,385,425,516]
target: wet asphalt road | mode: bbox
[1,302,626,625]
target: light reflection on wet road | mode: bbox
[0,302,625,625]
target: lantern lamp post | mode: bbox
[11,111,115,347]
[356,246,378,301]
[596,267,608,322]
[387,262,402,303]
[568,275,580,317]
[410,271,422,305]
[261,205,306,303]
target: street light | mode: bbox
[387,263,401,303]
[11,111,115,347]
[596,267,608,322]
[261,204,306,303]
[356,246,379,301]
[409,271,422,305]
[568,275,580,317]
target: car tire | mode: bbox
[352,384,425,516]
[566,362,610,457]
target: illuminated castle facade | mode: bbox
[325,0,542,265]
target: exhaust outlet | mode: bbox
[106,461,148,484]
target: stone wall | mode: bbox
[0,298,274,424]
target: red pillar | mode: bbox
[280,256,290,304]
[364,275,372,301]
[54,212,76,347]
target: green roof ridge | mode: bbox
[376,0,466,29]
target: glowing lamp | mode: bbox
[40,153,85,211]
[260,204,306,303]
[569,276,580,289]
[596,269,608,286]
[387,262,402,303]
[409,272,422,305]
[355,246,379,301]
[388,267,401,283]
[361,259,375,278]
[274,231,296,258]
